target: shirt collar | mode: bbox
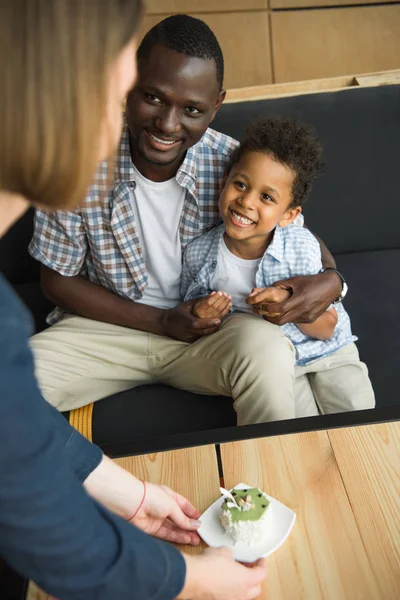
[264,225,285,262]
[114,123,136,184]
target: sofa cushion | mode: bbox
[335,248,399,407]
[89,384,236,453]
[213,85,400,255]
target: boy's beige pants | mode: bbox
[30,313,374,424]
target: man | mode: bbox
[30,15,343,423]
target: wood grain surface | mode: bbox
[329,424,400,599]
[220,425,400,599]
[139,9,272,89]
[271,5,400,83]
[115,444,221,555]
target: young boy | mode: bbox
[181,116,375,415]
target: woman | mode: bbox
[0,2,266,599]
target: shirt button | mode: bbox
[129,183,134,189]
[193,277,197,283]
[211,261,217,269]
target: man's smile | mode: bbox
[145,130,183,151]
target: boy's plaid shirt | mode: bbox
[181,223,356,366]
[29,124,239,325]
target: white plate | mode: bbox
[198,482,296,563]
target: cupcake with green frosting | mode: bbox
[220,487,271,545]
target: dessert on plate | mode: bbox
[220,487,271,545]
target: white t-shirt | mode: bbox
[130,165,185,309]
[210,238,261,315]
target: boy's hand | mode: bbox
[193,292,232,319]
[246,287,291,318]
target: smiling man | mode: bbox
[29,15,342,423]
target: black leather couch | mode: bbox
[1,83,399,457]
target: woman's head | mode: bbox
[0,0,143,211]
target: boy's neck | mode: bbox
[223,230,274,260]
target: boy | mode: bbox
[181,116,375,414]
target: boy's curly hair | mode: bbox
[227,116,325,207]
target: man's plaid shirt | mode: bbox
[29,124,239,324]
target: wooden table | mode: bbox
[28,421,400,600]
[115,421,400,600]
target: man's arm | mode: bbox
[41,265,167,335]
[41,266,220,342]
[30,207,219,342]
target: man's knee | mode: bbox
[226,315,295,365]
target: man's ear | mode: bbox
[279,205,302,228]
[210,89,226,123]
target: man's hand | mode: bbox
[247,272,342,325]
[247,287,290,318]
[178,548,267,600]
[193,292,232,320]
[160,299,221,343]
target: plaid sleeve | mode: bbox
[296,228,323,275]
[180,245,195,300]
[29,209,88,276]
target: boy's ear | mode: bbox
[279,205,302,228]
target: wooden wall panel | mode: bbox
[271,0,398,8]
[146,0,267,13]
[272,5,400,83]
[139,11,272,89]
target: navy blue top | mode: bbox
[0,274,185,599]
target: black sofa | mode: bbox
[1,83,400,456]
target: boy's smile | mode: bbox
[219,151,301,259]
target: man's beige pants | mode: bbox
[30,314,374,424]
[30,313,298,425]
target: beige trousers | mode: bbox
[30,313,297,425]
[294,342,375,416]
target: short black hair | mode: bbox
[228,116,325,207]
[137,14,224,91]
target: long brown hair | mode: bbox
[0,0,142,210]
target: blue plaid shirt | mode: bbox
[29,123,238,324]
[182,223,356,366]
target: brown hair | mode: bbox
[0,0,142,210]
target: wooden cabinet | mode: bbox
[139,10,272,89]
[145,0,267,12]
[271,0,398,7]
[139,1,400,87]
[272,4,400,83]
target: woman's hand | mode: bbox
[178,548,267,600]
[129,482,202,545]
[84,456,201,545]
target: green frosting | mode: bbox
[222,488,270,522]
